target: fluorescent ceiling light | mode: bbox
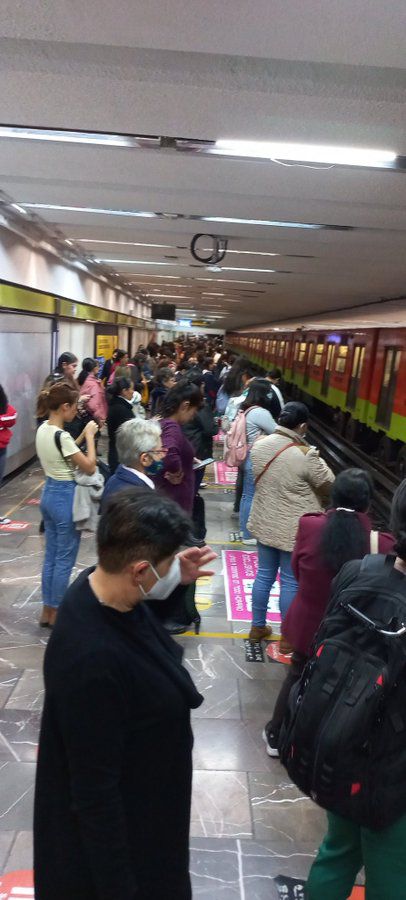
[196,277,257,284]
[75,239,176,249]
[0,127,135,147]
[11,202,28,215]
[21,204,157,219]
[203,216,322,229]
[202,292,225,296]
[96,258,179,267]
[214,139,397,168]
[222,266,275,273]
[218,249,280,257]
[148,294,193,299]
[125,274,180,280]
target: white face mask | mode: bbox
[138,557,181,601]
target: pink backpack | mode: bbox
[225,408,257,467]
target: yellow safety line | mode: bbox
[4,479,44,518]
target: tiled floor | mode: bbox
[0,457,328,898]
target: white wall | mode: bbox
[0,225,151,319]
[58,320,96,364]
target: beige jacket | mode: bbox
[248,425,335,551]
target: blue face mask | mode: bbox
[145,457,164,477]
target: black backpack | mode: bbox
[279,554,406,830]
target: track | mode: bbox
[308,417,400,528]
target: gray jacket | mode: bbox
[72,469,105,532]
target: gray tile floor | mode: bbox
[0,458,328,898]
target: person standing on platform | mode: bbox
[78,357,107,429]
[0,384,17,525]
[183,373,219,545]
[154,380,202,516]
[248,401,334,642]
[262,468,394,758]
[106,376,135,473]
[34,489,215,900]
[35,382,98,628]
[265,367,285,418]
[100,347,118,385]
[238,379,277,545]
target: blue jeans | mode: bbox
[251,541,298,626]
[40,478,81,608]
[239,454,256,539]
[0,448,7,487]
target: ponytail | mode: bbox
[319,468,373,573]
[36,382,79,419]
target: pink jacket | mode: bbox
[79,373,107,424]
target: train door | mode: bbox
[347,345,365,409]
[376,347,402,429]
[304,342,314,387]
[321,343,335,396]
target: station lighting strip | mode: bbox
[0,126,402,171]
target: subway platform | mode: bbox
[0,457,365,899]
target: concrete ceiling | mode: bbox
[0,1,405,330]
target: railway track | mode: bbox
[308,417,400,528]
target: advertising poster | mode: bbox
[223,549,281,625]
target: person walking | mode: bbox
[0,384,17,525]
[35,382,98,628]
[263,468,394,757]
[34,489,216,900]
[248,401,334,642]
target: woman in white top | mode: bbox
[239,379,277,544]
[36,382,98,627]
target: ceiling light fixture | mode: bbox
[0,127,136,147]
[74,239,175,249]
[96,258,179,267]
[125,274,180,280]
[11,202,28,215]
[203,215,322,229]
[222,266,276,273]
[196,277,257,284]
[21,204,157,218]
[214,139,397,168]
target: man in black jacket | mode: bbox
[34,489,216,900]
[183,373,219,543]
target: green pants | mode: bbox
[307,811,406,900]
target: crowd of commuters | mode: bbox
[2,332,405,897]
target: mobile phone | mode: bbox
[193,457,215,470]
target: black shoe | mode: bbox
[262,721,280,758]
[162,620,187,635]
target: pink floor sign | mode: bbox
[214,461,238,486]
[223,549,281,625]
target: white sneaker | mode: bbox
[242,538,257,545]
[0,517,11,525]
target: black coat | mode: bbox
[183,401,218,459]
[34,569,203,900]
[106,395,134,472]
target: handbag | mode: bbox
[254,441,297,486]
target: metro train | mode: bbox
[226,327,406,476]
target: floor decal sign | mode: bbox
[214,461,238,485]
[274,875,364,899]
[0,870,34,898]
[0,521,30,532]
[223,549,281,626]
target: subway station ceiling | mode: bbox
[0,1,405,330]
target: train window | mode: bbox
[335,346,348,374]
[313,343,324,366]
[270,339,277,356]
[278,340,286,356]
[298,341,307,363]
[265,339,270,353]
[347,345,365,409]
[294,341,300,361]
[376,347,402,429]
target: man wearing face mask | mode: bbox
[34,488,216,900]
[101,419,212,632]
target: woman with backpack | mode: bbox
[286,480,406,900]
[263,468,395,758]
[237,379,277,544]
[248,401,334,641]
